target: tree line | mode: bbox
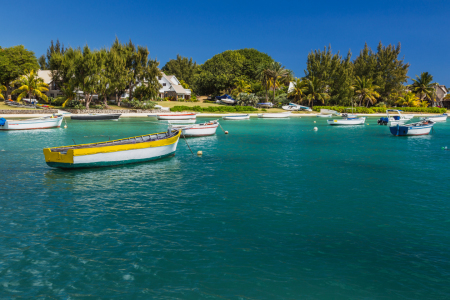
[0,40,445,108]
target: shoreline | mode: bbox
[0,112,446,118]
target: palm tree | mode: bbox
[410,72,437,106]
[231,79,252,97]
[288,78,307,103]
[396,92,419,107]
[0,84,6,100]
[256,62,270,102]
[352,76,380,107]
[12,70,49,102]
[304,77,329,108]
[54,83,77,107]
[266,62,288,102]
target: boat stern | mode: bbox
[43,148,75,168]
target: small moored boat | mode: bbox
[166,119,196,124]
[0,115,63,130]
[316,114,332,118]
[419,114,447,122]
[71,114,121,121]
[43,128,181,169]
[282,103,312,111]
[389,120,435,136]
[215,94,236,105]
[222,114,250,120]
[157,113,196,120]
[257,103,274,108]
[257,112,291,118]
[378,110,414,125]
[172,120,219,137]
[327,117,366,125]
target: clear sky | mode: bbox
[2,0,449,85]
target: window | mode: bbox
[163,83,166,86]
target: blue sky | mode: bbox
[2,0,449,85]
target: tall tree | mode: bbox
[231,78,252,97]
[409,72,438,106]
[352,76,380,107]
[11,70,49,102]
[256,62,271,102]
[162,55,199,89]
[303,77,329,108]
[288,78,307,103]
[0,45,39,99]
[38,55,47,70]
[266,62,288,101]
[46,39,65,69]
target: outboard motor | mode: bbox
[378,117,389,125]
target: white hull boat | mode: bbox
[257,112,291,118]
[419,114,447,122]
[219,98,236,105]
[327,117,366,125]
[166,119,196,124]
[173,120,219,137]
[222,114,250,120]
[316,114,332,118]
[282,103,312,111]
[157,113,196,120]
[378,110,415,125]
[390,120,435,136]
[0,116,63,130]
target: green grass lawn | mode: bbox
[0,101,40,110]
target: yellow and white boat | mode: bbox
[43,129,181,169]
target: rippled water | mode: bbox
[1,116,450,299]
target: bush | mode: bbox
[122,99,157,109]
[236,93,258,106]
[170,105,257,113]
[313,106,447,114]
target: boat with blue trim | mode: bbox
[389,119,435,136]
[0,115,63,130]
[378,110,414,125]
[43,128,181,169]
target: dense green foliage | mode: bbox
[194,49,275,96]
[0,45,39,97]
[313,106,447,114]
[170,105,257,112]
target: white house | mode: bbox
[158,72,191,100]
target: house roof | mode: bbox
[38,70,52,84]
[172,84,188,94]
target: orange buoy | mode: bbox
[225,131,229,134]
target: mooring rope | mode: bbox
[181,131,194,155]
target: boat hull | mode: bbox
[71,114,121,121]
[222,115,250,120]
[182,124,219,137]
[157,114,196,120]
[257,112,291,118]
[219,99,236,104]
[43,130,180,169]
[327,117,366,125]
[420,115,447,122]
[0,117,63,130]
[389,124,433,136]
[316,114,332,118]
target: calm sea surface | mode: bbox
[1,116,449,299]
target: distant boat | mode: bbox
[0,115,63,130]
[71,114,121,121]
[157,113,196,120]
[172,120,219,137]
[419,114,447,122]
[257,112,291,118]
[43,128,181,169]
[167,119,196,124]
[316,114,332,118]
[390,120,435,136]
[222,114,250,120]
[257,103,274,108]
[327,117,366,125]
[215,94,236,105]
[378,110,414,125]
[282,103,312,111]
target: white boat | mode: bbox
[157,113,196,120]
[219,98,236,105]
[154,105,170,112]
[390,120,435,136]
[316,114,332,118]
[282,103,312,111]
[257,112,291,118]
[173,120,219,137]
[222,114,250,120]
[0,115,63,130]
[257,103,274,108]
[378,110,415,125]
[327,117,366,125]
[419,114,447,122]
[167,119,196,124]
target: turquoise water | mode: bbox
[1,116,450,299]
